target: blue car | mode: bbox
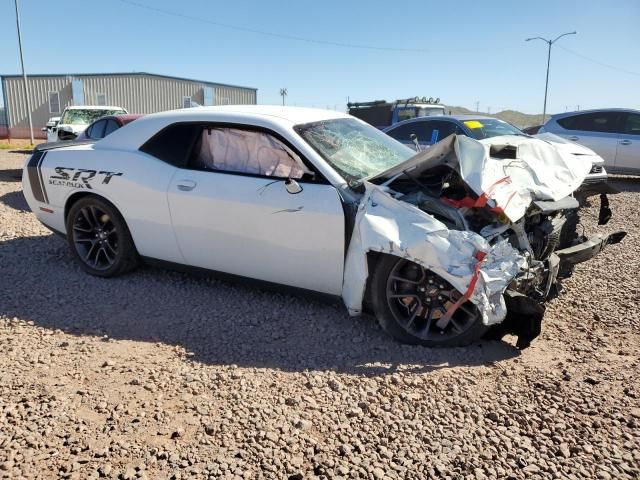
[383,115,526,148]
[383,114,610,195]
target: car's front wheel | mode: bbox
[370,255,488,347]
[65,196,139,277]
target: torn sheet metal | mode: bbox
[371,134,592,222]
[474,135,592,220]
[342,183,525,325]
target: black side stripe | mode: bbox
[37,152,49,203]
[26,151,49,204]
[26,151,46,203]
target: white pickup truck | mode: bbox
[44,105,127,143]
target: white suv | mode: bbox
[540,108,640,174]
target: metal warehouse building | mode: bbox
[0,72,257,139]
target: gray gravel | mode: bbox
[1,150,639,479]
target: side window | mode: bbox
[429,121,459,143]
[104,119,120,137]
[387,122,430,143]
[88,120,107,139]
[140,123,201,167]
[558,112,621,133]
[624,113,640,135]
[189,127,310,180]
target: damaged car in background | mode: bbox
[22,106,625,349]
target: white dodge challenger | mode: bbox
[23,106,625,348]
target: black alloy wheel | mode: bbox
[66,196,139,277]
[72,204,119,270]
[371,256,488,347]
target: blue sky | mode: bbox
[1,0,638,114]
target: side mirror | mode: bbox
[284,178,303,194]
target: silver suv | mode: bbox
[540,108,640,174]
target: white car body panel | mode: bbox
[167,170,345,294]
[24,144,184,262]
[25,106,354,294]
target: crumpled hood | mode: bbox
[370,134,592,221]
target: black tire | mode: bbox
[65,196,139,277]
[370,255,488,347]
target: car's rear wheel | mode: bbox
[66,196,139,277]
[370,255,488,347]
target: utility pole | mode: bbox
[14,0,34,144]
[475,101,479,113]
[525,31,577,124]
[279,88,288,106]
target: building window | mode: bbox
[183,96,192,108]
[96,93,107,106]
[48,92,60,114]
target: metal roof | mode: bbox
[0,71,257,92]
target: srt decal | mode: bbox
[49,167,123,189]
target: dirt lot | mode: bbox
[1,149,639,479]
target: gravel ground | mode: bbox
[1,150,639,479]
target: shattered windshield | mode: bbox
[295,118,415,186]
[61,109,126,126]
[463,118,524,139]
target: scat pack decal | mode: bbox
[49,167,123,189]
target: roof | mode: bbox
[383,114,512,132]
[97,105,350,151]
[142,105,349,124]
[0,71,257,92]
[549,107,640,119]
[114,114,144,124]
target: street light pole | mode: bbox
[14,0,34,144]
[525,31,576,124]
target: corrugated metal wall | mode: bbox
[2,76,73,137]
[1,74,257,138]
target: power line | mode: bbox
[556,45,640,77]
[117,0,492,53]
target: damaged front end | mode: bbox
[344,134,625,348]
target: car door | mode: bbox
[166,124,346,295]
[554,112,623,168]
[614,112,640,173]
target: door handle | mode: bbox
[568,136,579,141]
[619,139,632,146]
[177,180,197,191]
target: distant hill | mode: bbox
[445,105,544,129]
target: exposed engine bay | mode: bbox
[343,134,626,348]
